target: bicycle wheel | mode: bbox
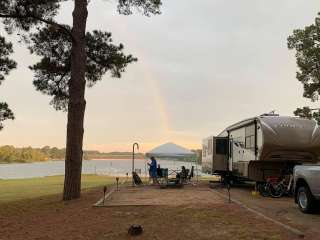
[258,183,270,197]
[269,183,285,198]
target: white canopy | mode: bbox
[146,142,196,158]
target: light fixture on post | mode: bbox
[132,142,139,186]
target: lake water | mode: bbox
[0,159,202,179]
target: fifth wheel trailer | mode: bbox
[202,115,320,182]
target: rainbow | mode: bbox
[138,56,171,135]
[114,23,199,150]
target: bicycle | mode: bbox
[258,174,293,198]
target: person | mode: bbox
[181,166,187,179]
[148,156,158,184]
[176,166,188,183]
[157,164,163,178]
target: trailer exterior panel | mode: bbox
[203,115,320,181]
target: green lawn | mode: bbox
[0,175,118,203]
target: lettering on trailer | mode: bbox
[274,123,304,129]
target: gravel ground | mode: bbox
[212,182,320,240]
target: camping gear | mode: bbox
[128,225,143,236]
[146,142,199,184]
[132,171,143,185]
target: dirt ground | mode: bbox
[0,182,311,240]
[103,185,225,206]
[213,183,320,240]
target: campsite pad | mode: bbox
[105,185,225,206]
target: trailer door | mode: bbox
[215,137,230,172]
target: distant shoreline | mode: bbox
[0,145,146,164]
[90,157,145,160]
[0,157,146,165]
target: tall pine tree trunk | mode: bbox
[63,0,88,201]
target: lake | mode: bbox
[0,159,202,179]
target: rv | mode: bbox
[202,114,320,182]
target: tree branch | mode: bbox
[0,12,74,42]
[87,54,106,67]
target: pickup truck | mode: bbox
[294,165,320,213]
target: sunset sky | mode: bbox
[1,0,320,152]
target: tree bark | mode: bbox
[63,0,88,201]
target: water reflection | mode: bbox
[0,159,202,179]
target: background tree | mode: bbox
[0,0,161,200]
[28,26,137,110]
[293,106,320,124]
[0,103,14,130]
[0,145,47,163]
[0,35,16,130]
[288,12,320,121]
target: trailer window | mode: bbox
[208,139,213,155]
[245,125,255,149]
[245,136,255,149]
[202,145,207,157]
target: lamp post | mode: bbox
[132,142,139,186]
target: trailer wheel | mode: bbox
[297,185,317,214]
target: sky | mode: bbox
[1,0,320,152]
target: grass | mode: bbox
[0,174,118,203]
[0,174,207,204]
[200,175,220,181]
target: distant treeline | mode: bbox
[0,146,48,163]
[83,151,145,160]
[0,146,145,164]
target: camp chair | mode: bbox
[159,168,184,189]
[179,168,189,184]
[180,166,195,185]
[157,168,168,185]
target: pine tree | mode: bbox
[0,35,16,130]
[0,0,161,200]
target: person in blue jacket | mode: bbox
[148,156,158,184]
